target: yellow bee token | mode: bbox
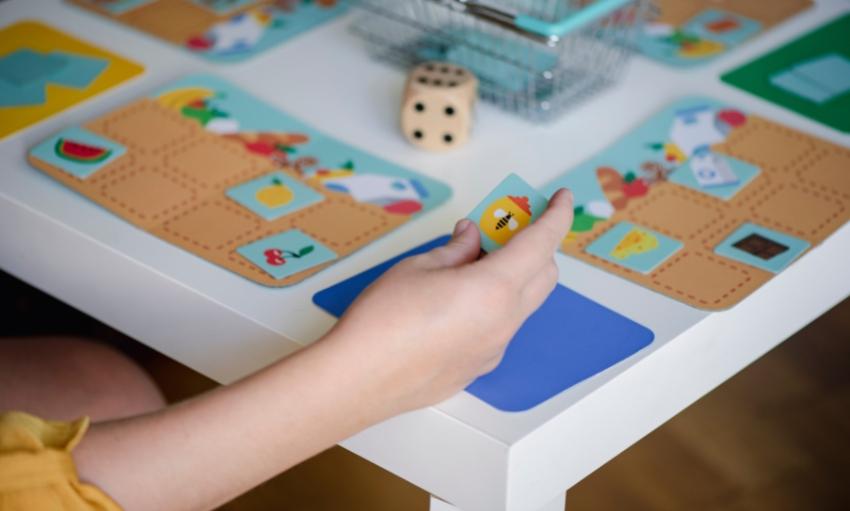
[467,173,549,253]
[480,195,533,246]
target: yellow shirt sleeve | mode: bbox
[0,411,122,511]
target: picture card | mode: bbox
[226,171,324,221]
[30,126,127,180]
[466,173,548,253]
[237,229,337,280]
[585,221,683,275]
[715,222,810,274]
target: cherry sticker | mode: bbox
[264,248,286,266]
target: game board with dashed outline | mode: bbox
[638,0,811,68]
[27,74,451,287]
[69,0,346,63]
[544,97,850,310]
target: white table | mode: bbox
[2,1,849,510]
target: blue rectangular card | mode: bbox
[313,236,654,412]
[466,173,548,253]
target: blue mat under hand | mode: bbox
[313,236,654,412]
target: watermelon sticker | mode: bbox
[55,138,113,164]
[30,126,125,180]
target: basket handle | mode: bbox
[515,0,631,38]
[438,0,632,41]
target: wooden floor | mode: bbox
[3,271,849,510]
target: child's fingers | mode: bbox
[516,188,574,254]
[480,189,573,284]
[421,219,481,269]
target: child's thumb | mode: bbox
[422,219,481,269]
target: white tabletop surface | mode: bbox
[2,1,849,510]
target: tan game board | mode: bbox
[70,0,343,62]
[653,0,812,29]
[637,0,812,67]
[547,99,850,310]
[28,75,450,287]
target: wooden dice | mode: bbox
[401,61,478,151]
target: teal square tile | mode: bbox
[226,171,324,221]
[237,229,337,280]
[793,53,850,95]
[715,223,810,273]
[30,127,126,180]
[0,49,67,87]
[586,222,683,274]
[770,69,834,103]
[466,173,549,253]
[668,151,760,200]
[770,53,850,104]
[685,9,761,47]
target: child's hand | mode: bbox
[70,190,573,511]
[325,189,574,416]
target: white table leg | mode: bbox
[429,493,566,511]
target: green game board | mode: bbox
[722,13,850,133]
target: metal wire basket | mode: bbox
[352,0,652,121]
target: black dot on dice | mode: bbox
[414,102,425,112]
[448,81,457,87]
[433,79,442,86]
[443,133,453,144]
[418,77,428,84]
[441,66,449,73]
[455,69,464,76]
[444,106,455,116]
[425,64,434,71]
[413,130,424,140]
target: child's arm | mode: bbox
[74,189,574,511]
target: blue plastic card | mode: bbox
[0,49,108,108]
[466,173,549,253]
[0,49,67,87]
[715,222,810,273]
[770,53,850,104]
[46,51,109,88]
[770,69,834,104]
[237,229,337,280]
[313,236,655,412]
[793,53,850,95]
[586,222,682,274]
[227,171,324,220]
[30,127,126,180]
